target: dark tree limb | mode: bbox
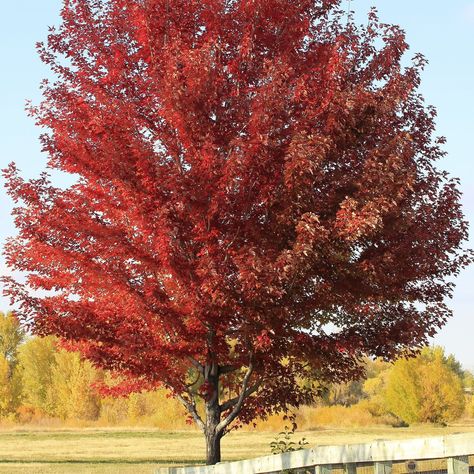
[219,364,240,375]
[176,392,205,432]
[216,354,255,433]
[220,381,261,412]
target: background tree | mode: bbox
[322,379,365,407]
[0,311,25,370]
[0,354,21,418]
[49,350,102,421]
[2,0,470,463]
[383,347,465,424]
[463,370,474,392]
[17,336,57,415]
[0,312,25,418]
[361,358,392,419]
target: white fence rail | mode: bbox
[156,432,474,474]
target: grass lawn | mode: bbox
[0,422,474,473]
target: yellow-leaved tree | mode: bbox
[362,367,391,418]
[17,336,57,416]
[383,347,465,424]
[0,312,25,418]
[0,311,25,366]
[0,354,19,417]
[49,350,102,421]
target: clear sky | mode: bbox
[1,1,473,367]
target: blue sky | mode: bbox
[1,1,473,367]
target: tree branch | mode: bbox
[219,364,239,375]
[176,392,205,432]
[216,355,255,433]
[188,356,204,374]
[220,381,261,412]
[185,371,201,388]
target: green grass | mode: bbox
[1,422,474,473]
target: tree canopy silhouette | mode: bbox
[2,0,470,463]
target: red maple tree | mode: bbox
[2,0,471,464]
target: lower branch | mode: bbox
[176,392,205,432]
[220,381,261,412]
[216,355,255,433]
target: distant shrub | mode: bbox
[16,404,46,424]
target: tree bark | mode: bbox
[204,362,222,464]
[205,424,222,465]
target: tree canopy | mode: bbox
[2,0,470,463]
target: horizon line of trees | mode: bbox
[1,311,473,428]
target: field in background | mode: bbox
[1,422,474,473]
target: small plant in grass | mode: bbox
[270,426,310,474]
[270,425,309,454]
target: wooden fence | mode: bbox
[155,432,474,474]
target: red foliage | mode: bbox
[2,0,470,448]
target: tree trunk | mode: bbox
[205,362,222,464]
[205,427,222,465]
